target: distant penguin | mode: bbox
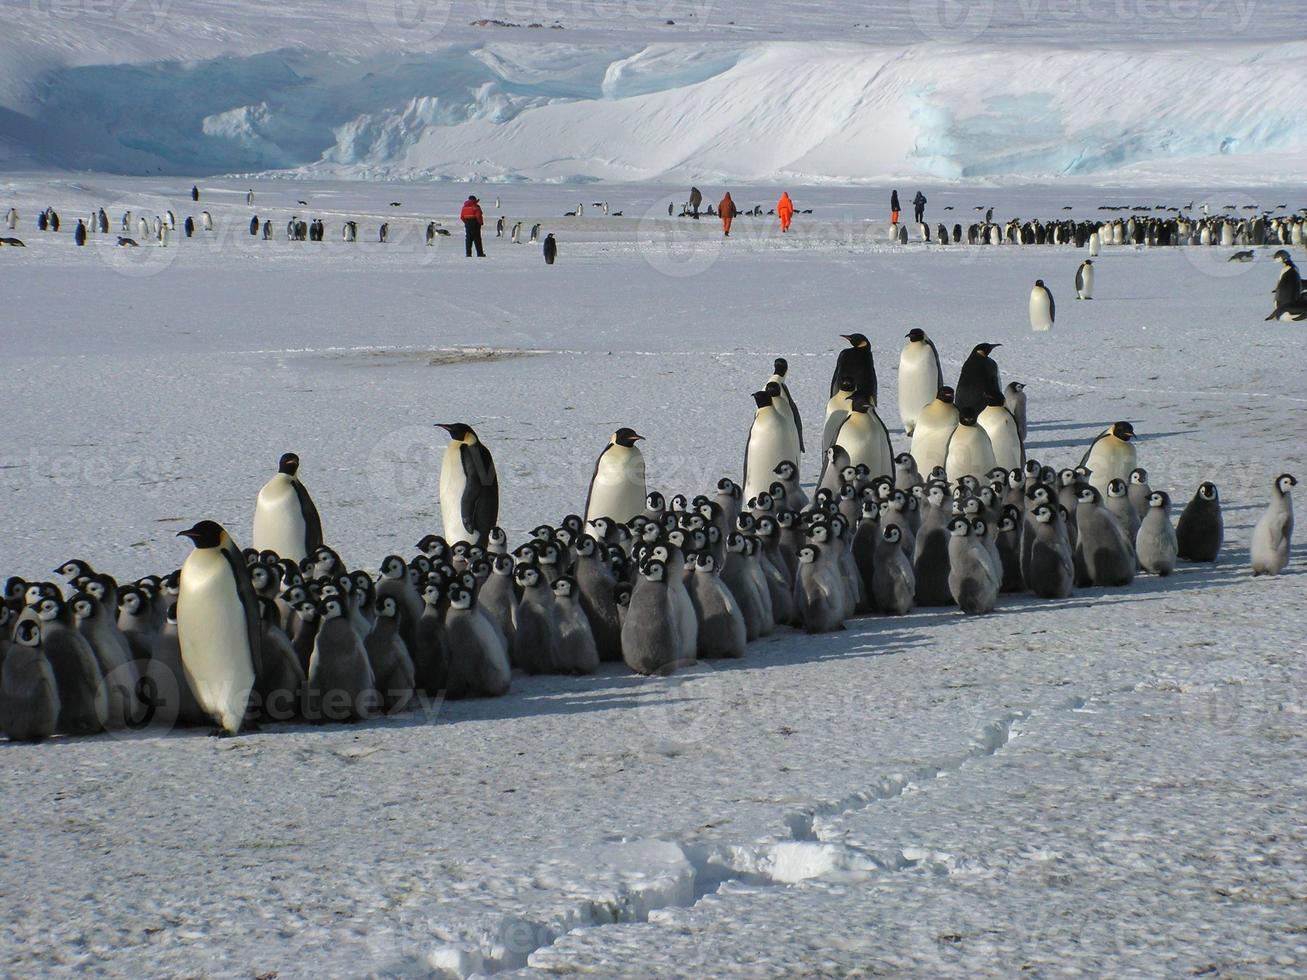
[1075,259,1094,299]
[1175,482,1223,562]
[1088,230,1100,256]
[437,423,499,546]
[898,329,944,436]
[74,220,86,246]
[444,585,512,697]
[910,387,960,476]
[1080,421,1137,495]
[1136,490,1178,576]
[543,233,557,264]
[529,223,541,243]
[743,389,793,503]
[1,621,60,742]
[4,206,15,230]
[585,428,646,525]
[831,333,877,403]
[176,521,262,735]
[496,216,505,237]
[1029,280,1055,331]
[1250,474,1296,576]
[252,452,322,563]
[183,216,195,238]
[191,185,199,201]
[511,221,522,243]
[954,342,1003,417]
[622,560,681,674]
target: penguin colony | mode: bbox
[0,332,1296,742]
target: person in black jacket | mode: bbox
[913,191,927,224]
[890,189,901,226]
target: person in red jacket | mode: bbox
[777,192,794,233]
[461,195,485,257]
[720,191,736,237]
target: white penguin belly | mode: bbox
[1030,291,1052,331]
[945,428,996,482]
[1086,441,1137,494]
[252,475,307,562]
[744,414,792,502]
[586,447,646,525]
[177,548,255,733]
[910,406,958,475]
[836,413,892,480]
[440,442,472,544]
[978,407,1022,472]
[898,346,939,435]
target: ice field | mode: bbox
[0,175,1304,976]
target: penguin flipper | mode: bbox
[462,443,499,540]
[784,384,805,453]
[219,543,264,684]
[293,480,323,553]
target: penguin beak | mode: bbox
[177,529,199,542]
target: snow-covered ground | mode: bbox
[1,1,1305,180]
[0,174,1303,976]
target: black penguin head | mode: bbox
[764,381,782,399]
[14,619,40,648]
[1035,279,1045,287]
[178,520,225,549]
[836,377,857,394]
[1197,482,1218,501]
[70,591,98,621]
[841,333,870,349]
[937,386,955,404]
[1148,490,1171,509]
[436,423,476,443]
[641,559,666,582]
[947,516,971,537]
[278,452,300,476]
[55,559,93,580]
[972,343,1001,357]
[1107,478,1128,498]
[957,412,978,426]
[1111,421,1135,441]
[1129,468,1148,485]
[881,525,901,544]
[772,357,788,376]
[1077,486,1102,505]
[1008,381,1026,393]
[797,544,819,564]
[751,390,772,409]
[614,427,644,448]
[849,393,872,413]
[1276,473,1298,493]
[906,328,926,342]
[551,576,574,598]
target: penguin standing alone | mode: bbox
[252,452,322,563]
[176,521,262,735]
[1175,482,1223,562]
[1075,259,1094,299]
[543,233,557,265]
[437,423,499,546]
[1250,474,1296,576]
[1029,280,1055,331]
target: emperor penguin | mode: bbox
[954,342,1003,417]
[1250,474,1296,576]
[833,393,893,481]
[444,585,512,697]
[585,428,646,525]
[550,577,600,674]
[687,554,747,660]
[768,357,805,454]
[1080,421,1137,495]
[743,389,793,504]
[764,381,802,468]
[977,393,1024,472]
[1027,502,1075,599]
[252,452,323,563]
[910,387,960,476]
[364,596,415,714]
[1075,259,1094,300]
[437,423,499,546]
[830,333,877,404]
[898,329,944,436]
[33,596,106,734]
[1176,482,1223,562]
[1,620,60,742]
[822,377,857,454]
[176,521,262,735]
[621,560,682,675]
[793,545,845,634]
[944,415,997,483]
[543,233,557,265]
[305,595,377,721]
[1074,487,1136,587]
[1135,490,1178,576]
[1088,230,1100,256]
[871,525,915,616]
[947,517,999,615]
[1029,280,1055,331]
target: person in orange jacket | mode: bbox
[777,192,794,232]
[720,191,736,237]
[460,195,485,257]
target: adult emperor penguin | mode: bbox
[944,414,997,483]
[898,329,944,436]
[437,423,499,546]
[909,387,960,476]
[954,342,1003,417]
[1080,421,1137,494]
[1250,474,1296,576]
[830,333,877,404]
[1175,482,1223,562]
[543,233,557,265]
[768,357,805,453]
[743,389,793,504]
[833,393,894,481]
[1075,259,1094,300]
[978,393,1024,472]
[585,428,646,525]
[252,452,323,563]
[822,377,857,454]
[1029,280,1056,331]
[176,520,262,735]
